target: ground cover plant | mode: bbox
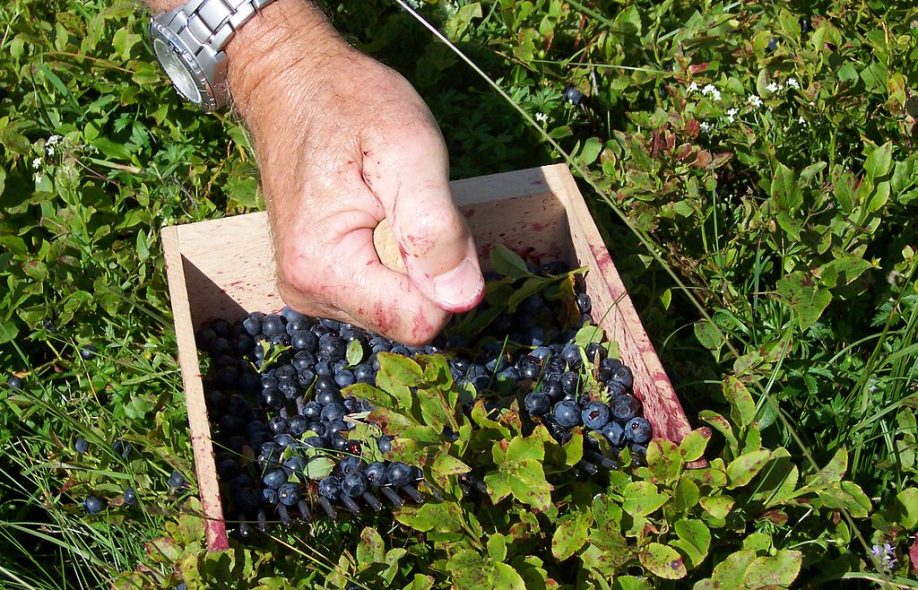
[0,0,916,588]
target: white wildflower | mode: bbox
[45,146,55,157]
[786,77,800,89]
[34,173,43,184]
[445,0,458,15]
[688,82,699,93]
[766,81,781,93]
[726,107,738,123]
[403,0,422,9]
[798,116,806,124]
[535,112,548,123]
[701,84,721,100]
[747,95,763,108]
[699,121,712,133]
[46,135,61,146]
[32,157,42,169]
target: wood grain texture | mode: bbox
[160,226,229,551]
[164,164,700,551]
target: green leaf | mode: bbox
[724,377,756,428]
[894,487,918,529]
[445,549,492,588]
[674,478,701,512]
[507,277,551,312]
[396,502,464,533]
[375,352,423,410]
[693,319,723,352]
[577,137,604,166]
[710,550,756,588]
[346,339,364,366]
[492,562,526,590]
[699,495,734,519]
[671,519,711,568]
[639,543,686,580]
[487,533,507,562]
[357,527,385,568]
[726,450,772,488]
[805,447,848,488]
[0,320,19,345]
[551,511,592,560]
[817,256,872,288]
[776,272,833,330]
[490,244,531,280]
[699,411,738,453]
[679,429,710,462]
[770,162,802,212]
[646,439,683,484]
[864,142,893,182]
[743,550,802,589]
[622,481,668,516]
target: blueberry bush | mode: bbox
[1,0,916,588]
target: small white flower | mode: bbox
[46,135,61,146]
[700,121,712,133]
[701,84,721,100]
[34,173,43,184]
[688,82,699,93]
[747,95,763,108]
[786,77,800,89]
[766,81,781,93]
[726,107,738,122]
[404,0,422,9]
[798,116,806,124]
[45,146,55,157]
[535,112,548,123]
[32,157,42,169]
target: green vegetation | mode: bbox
[1,0,916,588]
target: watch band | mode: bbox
[160,0,276,64]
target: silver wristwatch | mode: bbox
[149,0,277,112]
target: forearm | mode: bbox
[141,0,347,126]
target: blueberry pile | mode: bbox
[198,308,435,537]
[196,263,653,536]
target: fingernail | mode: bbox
[433,257,484,310]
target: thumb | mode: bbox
[363,132,484,312]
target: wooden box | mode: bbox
[162,164,693,551]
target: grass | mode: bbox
[0,0,916,587]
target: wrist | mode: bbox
[225,0,347,127]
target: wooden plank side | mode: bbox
[541,164,696,452]
[161,226,230,551]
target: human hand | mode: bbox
[227,0,484,344]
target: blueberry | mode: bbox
[274,433,297,448]
[338,455,362,476]
[560,371,579,395]
[365,462,387,486]
[79,344,97,360]
[601,421,626,446]
[261,314,286,337]
[261,388,285,410]
[262,487,278,505]
[167,470,186,490]
[83,495,104,514]
[287,415,308,437]
[334,370,356,388]
[609,364,634,390]
[553,400,581,428]
[585,342,606,363]
[625,417,653,444]
[217,457,241,480]
[112,439,133,459]
[277,483,301,506]
[561,343,582,368]
[302,436,329,450]
[242,314,262,337]
[123,487,137,506]
[263,469,287,490]
[196,327,217,349]
[283,456,306,478]
[353,363,375,383]
[330,434,349,451]
[518,355,541,380]
[541,378,563,400]
[7,376,23,389]
[320,402,347,423]
[524,392,551,417]
[74,437,89,454]
[233,487,260,517]
[386,462,412,488]
[341,472,368,497]
[377,435,393,454]
[291,330,317,352]
[563,85,584,105]
[326,419,350,436]
[314,375,339,394]
[318,476,341,500]
[530,346,552,360]
[297,368,317,388]
[314,361,332,376]
[268,416,287,435]
[581,401,610,430]
[611,395,642,422]
[767,36,778,52]
[576,292,592,314]
[318,334,346,362]
[302,401,322,421]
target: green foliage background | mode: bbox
[0,0,916,588]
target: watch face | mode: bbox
[153,38,203,105]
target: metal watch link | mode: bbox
[149,0,277,112]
